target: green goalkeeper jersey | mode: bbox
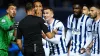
[0,15,15,51]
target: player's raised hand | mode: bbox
[42,31,46,39]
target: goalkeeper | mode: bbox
[0,3,17,56]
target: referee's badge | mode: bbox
[1,19,6,23]
[72,29,80,35]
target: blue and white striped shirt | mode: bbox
[66,14,93,53]
[45,19,67,55]
[92,19,100,54]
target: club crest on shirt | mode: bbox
[1,19,6,23]
[9,32,13,37]
[72,29,80,35]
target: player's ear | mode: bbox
[6,9,9,13]
[97,9,100,14]
[51,13,54,17]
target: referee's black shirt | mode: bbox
[17,15,49,48]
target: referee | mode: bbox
[16,2,56,56]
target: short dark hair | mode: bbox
[33,0,43,7]
[33,0,41,4]
[7,3,16,9]
[43,7,54,13]
[91,4,100,9]
[83,4,90,9]
[25,2,34,11]
[72,2,83,9]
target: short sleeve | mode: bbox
[39,18,49,33]
[17,23,22,39]
[86,18,93,32]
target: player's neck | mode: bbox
[27,11,33,16]
[6,14,13,20]
[48,18,54,24]
[74,14,82,18]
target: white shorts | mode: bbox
[69,51,87,56]
[91,53,100,56]
[50,53,68,56]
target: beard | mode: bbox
[92,15,97,19]
[90,14,97,19]
[74,13,82,18]
[11,13,16,18]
